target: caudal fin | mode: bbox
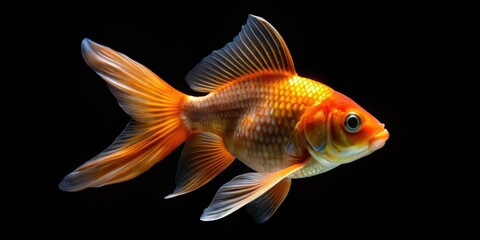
[59,38,188,192]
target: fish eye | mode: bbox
[344,113,362,133]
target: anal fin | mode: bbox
[165,132,235,199]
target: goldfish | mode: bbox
[59,14,389,223]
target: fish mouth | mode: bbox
[368,124,389,152]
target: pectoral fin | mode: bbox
[165,132,235,199]
[247,178,291,223]
[200,160,308,222]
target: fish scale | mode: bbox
[184,75,333,173]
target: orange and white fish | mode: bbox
[59,15,389,223]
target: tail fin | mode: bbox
[59,38,188,192]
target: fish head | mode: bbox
[303,91,389,164]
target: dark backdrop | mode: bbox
[5,3,469,238]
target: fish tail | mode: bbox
[59,38,189,192]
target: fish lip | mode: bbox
[368,124,389,152]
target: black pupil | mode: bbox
[347,115,359,129]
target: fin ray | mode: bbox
[59,39,188,192]
[165,132,235,199]
[200,160,308,221]
[247,178,291,223]
[186,14,296,93]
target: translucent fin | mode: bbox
[165,132,235,199]
[247,178,291,224]
[81,38,184,122]
[58,39,188,192]
[200,160,309,221]
[186,14,296,93]
[59,121,187,192]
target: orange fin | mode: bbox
[247,178,291,223]
[186,14,296,93]
[200,159,309,221]
[165,132,235,199]
[58,39,188,192]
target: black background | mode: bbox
[5,3,470,238]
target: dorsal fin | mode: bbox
[186,14,297,93]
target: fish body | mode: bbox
[59,15,389,223]
[184,75,332,175]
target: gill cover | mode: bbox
[302,104,327,152]
[285,103,328,157]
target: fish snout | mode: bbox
[368,124,389,152]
